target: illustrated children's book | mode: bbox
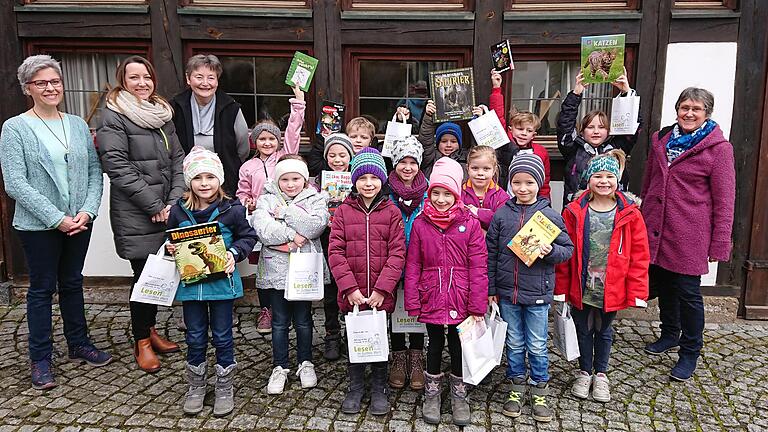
[285,51,319,92]
[317,101,345,139]
[321,170,353,214]
[580,34,625,84]
[507,211,562,267]
[491,40,514,73]
[167,222,228,285]
[429,67,476,123]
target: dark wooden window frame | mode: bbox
[505,0,640,11]
[674,0,738,9]
[26,39,151,59]
[342,0,474,11]
[178,0,309,7]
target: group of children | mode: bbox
[165,69,649,424]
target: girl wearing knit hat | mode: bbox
[462,145,510,231]
[165,146,258,417]
[404,157,489,426]
[249,155,330,396]
[328,147,406,416]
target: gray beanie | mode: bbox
[250,122,282,149]
[323,132,354,160]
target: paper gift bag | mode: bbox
[284,244,324,301]
[391,288,426,334]
[610,91,640,135]
[486,302,508,366]
[553,302,581,361]
[458,316,497,385]
[468,108,510,149]
[382,115,412,158]
[130,244,180,306]
[345,305,389,363]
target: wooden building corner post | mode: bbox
[472,0,504,108]
[149,0,185,98]
[313,0,342,131]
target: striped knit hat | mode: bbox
[323,132,354,160]
[508,153,545,189]
[351,147,388,185]
[183,146,225,187]
[582,154,621,181]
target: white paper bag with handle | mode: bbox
[284,243,324,301]
[345,305,390,363]
[382,114,412,158]
[610,90,640,135]
[553,302,580,361]
[486,302,508,366]
[130,244,180,306]
[458,317,497,385]
[391,288,426,334]
[468,107,510,149]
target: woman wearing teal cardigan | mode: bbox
[0,55,112,391]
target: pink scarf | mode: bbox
[423,200,462,230]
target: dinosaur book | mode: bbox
[507,211,562,267]
[167,222,228,285]
[580,34,625,84]
[429,67,476,123]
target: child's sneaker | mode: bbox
[68,344,113,367]
[591,373,610,402]
[257,307,272,334]
[502,376,526,418]
[30,356,56,390]
[644,337,679,355]
[296,361,317,388]
[267,366,289,394]
[571,370,591,399]
[530,382,553,422]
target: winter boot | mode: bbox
[183,362,207,415]
[388,350,407,389]
[323,332,341,361]
[213,363,237,417]
[370,362,390,416]
[408,349,425,390]
[502,376,527,417]
[422,372,443,424]
[341,363,366,414]
[530,382,553,422]
[449,374,470,426]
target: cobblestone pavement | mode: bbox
[0,303,767,432]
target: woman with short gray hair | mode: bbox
[0,54,112,390]
[640,86,735,381]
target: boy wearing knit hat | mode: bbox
[487,153,574,423]
[418,99,468,179]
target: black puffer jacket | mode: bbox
[417,113,468,180]
[97,108,186,260]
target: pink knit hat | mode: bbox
[428,157,464,199]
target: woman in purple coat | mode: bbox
[640,87,735,382]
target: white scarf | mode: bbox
[107,90,173,129]
[191,93,216,136]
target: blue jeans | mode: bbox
[269,289,313,368]
[571,304,616,374]
[651,265,704,359]
[17,228,92,362]
[499,300,550,383]
[183,299,235,367]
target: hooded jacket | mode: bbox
[328,193,406,314]
[486,197,574,305]
[555,190,650,312]
[418,113,468,180]
[404,207,488,325]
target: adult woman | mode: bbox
[171,54,249,197]
[640,87,735,381]
[0,55,111,390]
[97,56,185,373]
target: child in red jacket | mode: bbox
[555,150,649,403]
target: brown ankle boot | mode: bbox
[408,349,425,390]
[388,350,407,388]
[134,338,161,373]
[149,327,180,354]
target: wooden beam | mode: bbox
[340,19,474,46]
[16,11,151,39]
[472,0,504,106]
[149,0,184,98]
[502,17,641,46]
[669,17,739,43]
[178,14,312,42]
[313,0,342,123]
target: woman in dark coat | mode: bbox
[97,55,186,373]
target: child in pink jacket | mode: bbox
[404,157,488,427]
[462,145,510,231]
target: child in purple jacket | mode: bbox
[404,157,488,427]
[462,145,510,231]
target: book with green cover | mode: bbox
[285,51,319,92]
[167,222,228,285]
[580,34,625,84]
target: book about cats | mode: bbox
[580,34,625,84]
[507,211,562,267]
[429,67,476,123]
[317,101,345,138]
[491,40,514,73]
[167,222,228,285]
[285,51,319,92]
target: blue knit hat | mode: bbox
[435,122,463,148]
[351,147,388,185]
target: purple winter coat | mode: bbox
[640,124,735,276]
[461,183,510,231]
[404,207,489,325]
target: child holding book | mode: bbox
[236,85,306,334]
[555,150,649,403]
[328,147,406,416]
[166,147,258,417]
[387,135,428,390]
[308,116,380,176]
[404,157,488,426]
[250,156,330,395]
[486,153,573,423]
[556,70,641,208]
[418,100,465,179]
[462,145,510,231]
[489,70,551,198]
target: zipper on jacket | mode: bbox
[362,199,383,299]
[514,206,526,304]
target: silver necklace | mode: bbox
[32,108,69,162]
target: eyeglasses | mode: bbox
[26,79,63,89]
[677,105,705,114]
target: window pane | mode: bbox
[360,98,400,133]
[231,94,256,127]
[254,56,294,95]
[220,57,255,94]
[257,96,294,131]
[360,61,407,98]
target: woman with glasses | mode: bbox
[0,55,112,390]
[97,55,186,374]
[640,87,735,381]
